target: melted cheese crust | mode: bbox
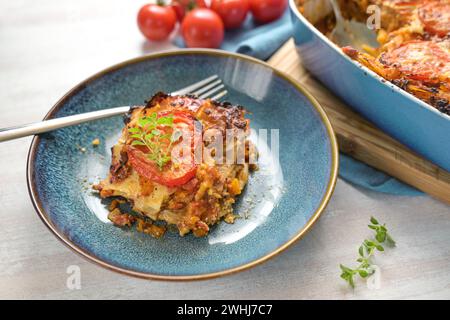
[94,93,255,237]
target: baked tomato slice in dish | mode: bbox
[380,40,450,82]
[127,111,202,188]
[419,1,450,37]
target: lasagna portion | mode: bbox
[297,0,450,115]
[94,92,256,237]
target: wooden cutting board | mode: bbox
[268,39,450,205]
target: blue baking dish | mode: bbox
[289,0,450,172]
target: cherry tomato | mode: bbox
[137,4,177,41]
[211,0,250,29]
[127,111,200,188]
[172,0,207,21]
[177,0,207,8]
[171,2,186,22]
[181,8,224,48]
[249,0,287,24]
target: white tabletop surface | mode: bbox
[1,0,449,300]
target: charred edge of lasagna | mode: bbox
[143,91,246,112]
[109,148,131,184]
[430,96,450,114]
[125,91,248,130]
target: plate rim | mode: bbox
[26,48,339,281]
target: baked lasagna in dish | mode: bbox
[94,92,256,238]
[297,0,450,115]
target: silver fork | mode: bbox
[0,75,228,142]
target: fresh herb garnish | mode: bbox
[340,216,396,288]
[128,112,181,171]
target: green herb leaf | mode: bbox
[364,240,375,248]
[157,115,173,125]
[152,129,162,136]
[376,231,386,243]
[358,270,369,278]
[340,217,395,288]
[358,245,365,257]
[131,140,146,146]
[360,260,370,269]
[128,112,177,170]
[138,117,150,127]
[348,275,355,288]
[340,264,353,274]
[128,127,141,133]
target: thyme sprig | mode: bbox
[340,217,396,288]
[128,112,182,170]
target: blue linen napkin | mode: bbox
[339,155,422,195]
[174,10,422,196]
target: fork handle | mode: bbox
[0,106,131,142]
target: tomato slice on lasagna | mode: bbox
[94,92,257,237]
[419,1,450,37]
[343,40,450,113]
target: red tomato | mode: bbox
[137,4,177,41]
[380,40,450,82]
[127,111,200,188]
[172,0,207,21]
[128,146,198,187]
[177,0,207,8]
[211,0,250,29]
[249,0,287,24]
[171,2,186,22]
[181,8,225,48]
[418,2,450,37]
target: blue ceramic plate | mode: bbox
[289,0,450,172]
[27,50,338,280]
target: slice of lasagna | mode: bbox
[297,0,450,114]
[340,0,450,114]
[343,39,450,113]
[94,93,256,238]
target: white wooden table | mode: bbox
[1,0,449,300]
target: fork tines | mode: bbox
[171,75,228,101]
